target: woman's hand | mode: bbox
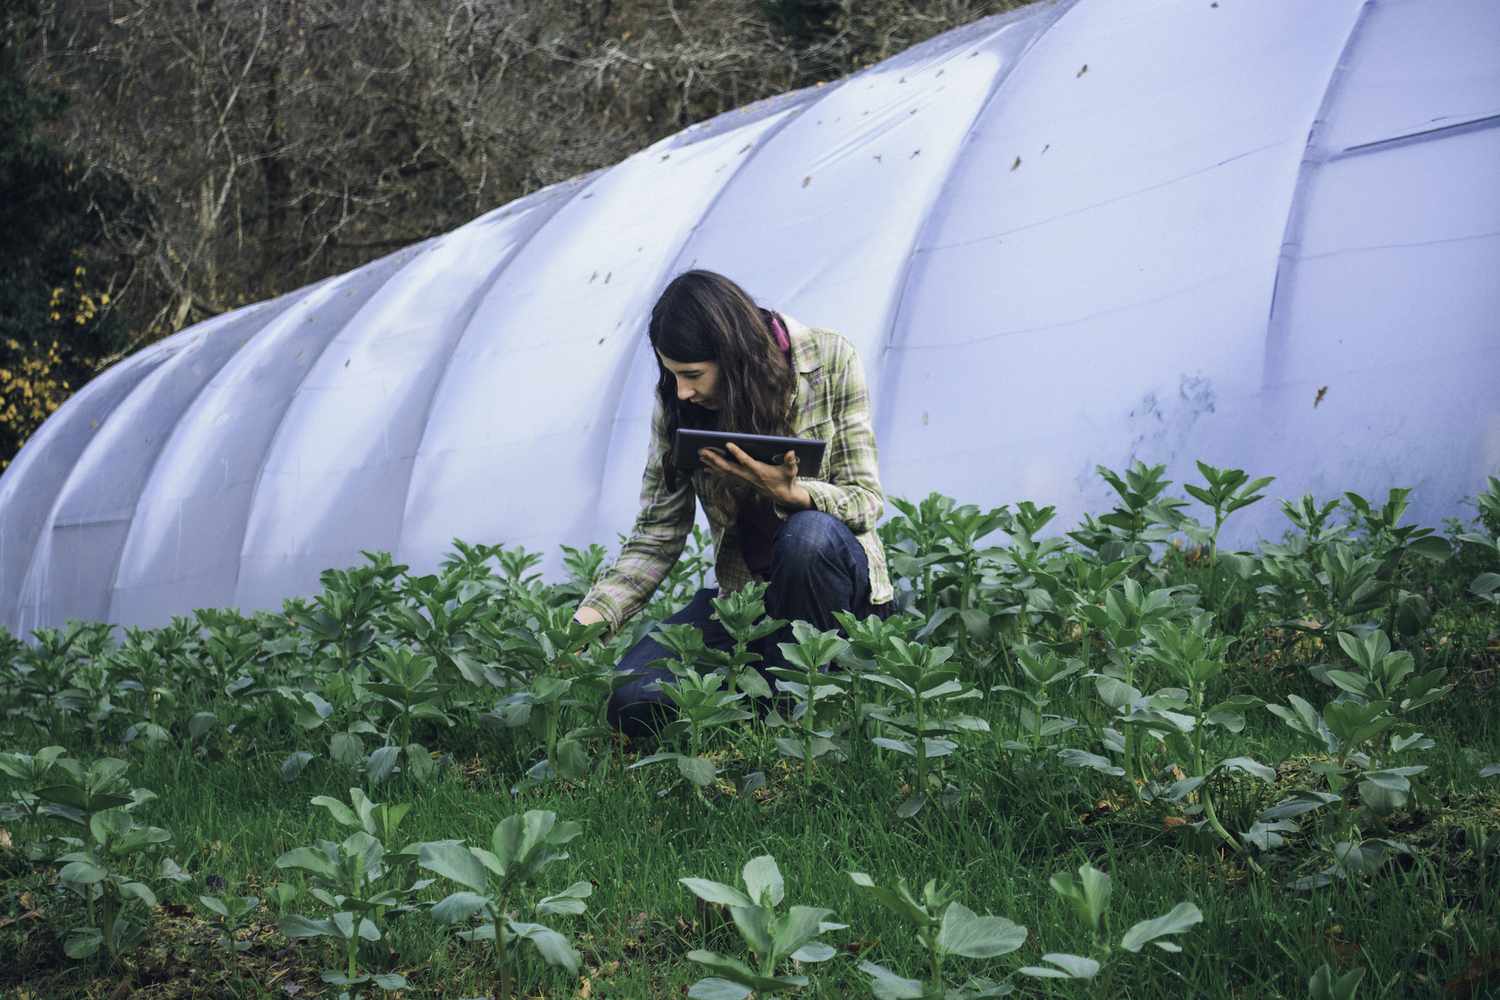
[699,443,813,510]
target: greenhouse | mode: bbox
[1,0,1496,632]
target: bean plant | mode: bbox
[848,871,1027,999]
[768,621,851,784]
[1018,863,1202,984]
[862,637,989,817]
[418,809,592,1000]
[275,789,429,993]
[679,853,845,999]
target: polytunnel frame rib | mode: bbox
[102,282,348,627]
[582,89,829,548]
[17,305,285,632]
[873,0,1078,443]
[390,176,598,564]
[227,246,437,607]
[1,343,181,634]
[1260,0,1375,391]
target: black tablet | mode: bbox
[674,428,826,478]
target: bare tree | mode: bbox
[25,0,1026,359]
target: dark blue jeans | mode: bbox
[607,510,889,736]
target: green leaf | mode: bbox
[1309,962,1366,1000]
[59,860,105,885]
[198,895,230,918]
[1051,864,1111,933]
[90,807,131,845]
[679,877,754,909]
[730,904,775,960]
[431,890,490,924]
[790,941,837,963]
[311,795,361,830]
[686,950,805,992]
[537,880,592,916]
[857,959,927,999]
[119,881,158,907]
[278,914,335,939]
[1058,749,1124,777]
[770,905,834,963]
[275,846,339,880]
[677,755,717,787]
[366,745,400,785]
[405,743,438,783]
[1119,901,1203,952]
[687,979,754,1000]
[1215,756,1275,783]
[936,902,1027,959]
[1323,670,1370,697]
[742,855,784,907]
[63,927,104,959]
[510,920,581,972]
[280,751,315,783]
[418,841,490,893]
[1019,953,1100,979]
[1406,536,1450,562]
[188,712,219,741]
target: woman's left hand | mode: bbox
[700,443,811,509]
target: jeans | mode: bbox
[607,510,888,736]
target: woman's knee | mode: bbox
[773,510,849,569]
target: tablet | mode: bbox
[674,428,826,478]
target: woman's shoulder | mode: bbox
[782,315,860,370]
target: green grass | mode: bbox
[4,667,1498,999]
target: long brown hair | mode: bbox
[649,270,795,501]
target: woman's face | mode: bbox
[657,351,722,410]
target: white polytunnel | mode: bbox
[2,0,1498,633]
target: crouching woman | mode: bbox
[573,269,893,735]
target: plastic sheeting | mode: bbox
[2,0,1497,632]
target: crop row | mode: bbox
[3,461,1499,998]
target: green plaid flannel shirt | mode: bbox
[579,315,893,632]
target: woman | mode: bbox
[574,270,893,734]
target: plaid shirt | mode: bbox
[580,315,893,632]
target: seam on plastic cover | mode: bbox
[1261,0,1375,390]
[1330,110,1500,161]
[585,89,826,546]
[229,244,433,604]
[391,179,591,562]
[879,0,1078,361]
[1,351,173,634]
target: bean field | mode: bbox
[3,462,1498,999]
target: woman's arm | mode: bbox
[777,335,884,532]
[576,399,695,631]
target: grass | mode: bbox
[4,664,1498,999]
